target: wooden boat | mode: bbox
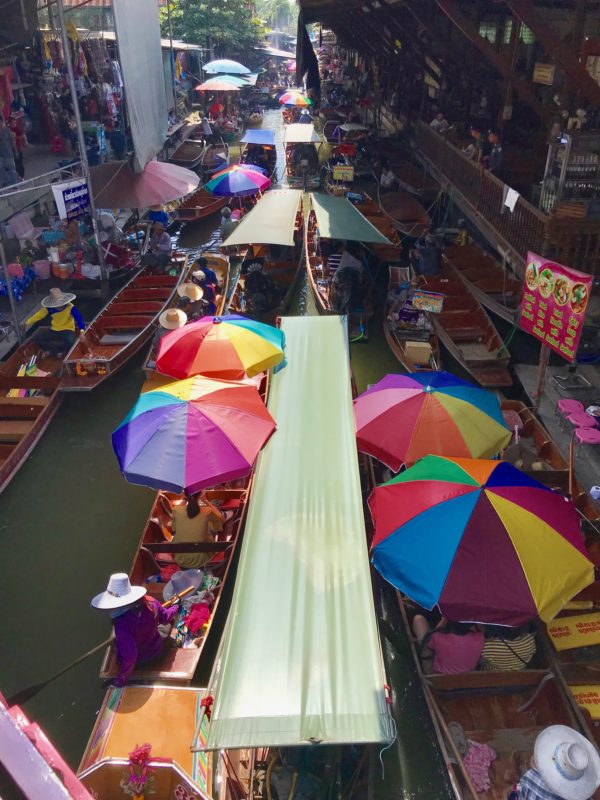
[396,590,596,800]
[143,252,231,377]
[388,160,438,197]
[0,341,63,493]
[418,262,512,387]
[173,188,229,223]
[379,191,432,238]
[169,139,206,170]
[444,244,523,324]
[240,142,278,180]
[284,124,322,190]
[200,141,230,176]
[60,256,187,392]
[355,193,403,263]
[383,266,441,371]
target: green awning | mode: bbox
[198,316,393,751]
[310,193,392,245]
[284,124,322,144]
[222,189,302,247]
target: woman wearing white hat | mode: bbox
[91,573,180,687]
[512,725,600,800]
[23,287,85,358]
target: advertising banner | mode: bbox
[547,612,600,651]
[412,289,444,313]
[51,179,90,220]
[332,164,355,182]
[519,252,592,362]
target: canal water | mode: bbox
[0,109,538,798]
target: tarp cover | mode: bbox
[222,190,301,247]
[240,129,276,146]
[284,124,322,144]
[310,193,392,244]
[113,0,167,172]
[202,316,393,750]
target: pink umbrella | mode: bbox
[91,160,199,208]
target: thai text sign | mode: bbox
[332,164,355,182]
[547,612,600,651]
[519,252,592,362]
[533,63,555,85]
[412,290,444,314]
[51,179,90,221]
[569,685,600,721]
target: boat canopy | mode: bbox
[222,189,301,247]
[196,316,393,751]
[240,129,276,146]
[284,124,322,144]
[310,193,392,245]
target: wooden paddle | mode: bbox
[7,585,195,706]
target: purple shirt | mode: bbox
[113,598,178,686]
[429,631,484,674]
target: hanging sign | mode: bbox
[332,164,355,182]
[519,252,592,362]
[51,179,90,221]
[547,612,600,651]
[569,685,600,721]
[533,63,555,85]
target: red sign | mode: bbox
[519,252,592,362]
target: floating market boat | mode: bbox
[169,139,207,170]
[239,128,278,179]
[419,262,512,387]
[61,257,187,392]
[305,192,392,340]
[246,109,264,125]
[383,265,441,371]
[444,244,523,324]
[348,193,403,263]
[379,191,432,238]
[0,341,63,493]
[226,189,304,324]
[143,252,230,377]
[388,160,438,197]
[173,188,229,223]
[284,124,322,190]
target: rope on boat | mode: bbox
[377,713,398,780]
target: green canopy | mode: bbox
[222,189,302,247]
[310,193,392,245]
[197,316,393,751]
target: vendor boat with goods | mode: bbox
[172,188,229,223]
[284,124,322,190]
[239,128,278,179]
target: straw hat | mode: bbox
[192,269,206,283]
[534,726,600,800]
[177,282,204,301]
[42,287,76,308]
[159,308,188,329]
[163,569,204,602]
[91,573,146,610]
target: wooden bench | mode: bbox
[0,421,35,441]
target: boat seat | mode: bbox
[427,668,549,693]
[0,396,50,406]
[449,327,487,341]
[0,420,34,442]
[0,402,44,420]
[99,315,154,330]
[99,332,139,345]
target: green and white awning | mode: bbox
[310,193,391,244]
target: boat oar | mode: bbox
[7,585,195,706]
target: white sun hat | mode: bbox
[91,573,146,610]
[158,308,188,329]
[177,282,204,301]
[42,287,76,308]
[534,725,600,800]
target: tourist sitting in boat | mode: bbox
[299,109,313,124]
[142,222,172,273]
[23,287,85,358]
[176,283,204,321]
[172,492,228,570]
[507,725,600,800]
[91,573,180,687]
[480,623,537,671]
[149,309,187,366]
[244,263,279,319]
[220,206,239,241]
[331,265,365,316]
[412,614,484,675]
[192,270,221,315]
[411,233,442,276]
[192,257,219,290]
[380,158,398,192]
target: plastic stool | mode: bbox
[574,427,600,456]
[557,399,585,429]
[567,411,597,429]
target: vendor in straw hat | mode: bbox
[23,287,85,358]
[91,573,180,687]
[510,725,600,800]
[148,308,187,369]
[177,282,204,321]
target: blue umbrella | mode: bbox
[203,59,250,75]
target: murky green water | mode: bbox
[0,109,450,799]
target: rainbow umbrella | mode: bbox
[205,165,271,197]
[112,376,276,493]
[278,90,312,107]
[369,456,594,625]
[354,372,511,471]
[156,314,285,380]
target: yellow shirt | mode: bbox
[172,504,224,570]
[26,304,78,332]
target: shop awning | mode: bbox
[284,124,322,144]
[310,193,392,244]
[240,129,276,146]
[198,316,393,751]
[222,190,302,247]
[254,45,296,59]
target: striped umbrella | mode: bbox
[205,165,271,197]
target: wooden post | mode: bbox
[569,431,576,500]
[533,343,550,410]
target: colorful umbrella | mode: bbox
[354,372,511,471]
[196,78,240,92]
[278,90,312,107]
[369,456,594,625]
[203,59,250,75]
[112,376,276,493]
[91,160,199,209]
[205,165,271,197]
[156,314,285,380]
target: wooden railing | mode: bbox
[415,121,600,274]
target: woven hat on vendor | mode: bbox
[158,308,187,330]
[534,725,600,800]
[91,573,146,610]
[163,569,204,602]
[177,282,204,302]
[42,287,76,308]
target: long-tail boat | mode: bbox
[283,124,322,190]
[383,265,441,371]
[60,256,187,391]
[379,191,432,238]
[419,261,512,387]
[0,341,63,493]
[444,243,523,324]
[239,129,278,180]
[389,160,438,198]
[173,188,229,223]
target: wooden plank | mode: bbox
[0,396,50,406]
[0,404,43,420]
[107,302,165,315]
[119,288,173,302]
[0,421,35,441]
[98,315,154,330]
[0,375,59,391]
[143,541,231,554]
